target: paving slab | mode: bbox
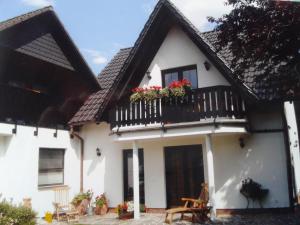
[37,212,300,225]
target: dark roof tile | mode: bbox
[0,6,53,31]
[69,48,132,125]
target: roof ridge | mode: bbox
[120,47,133,50]
[0,6,53,31]
[201,30,217,34]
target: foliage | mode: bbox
[130,88,144,102]
[160,87,170,98]
[208,0,300,98]
[71,189,93,207]
[0,197,36,225]
[94,193,108,208]
[143,87,161,101]
[115,203,128,216]
[115,201,147,216]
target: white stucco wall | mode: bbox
[0,123,80,217]
[139,26,229,89]
[81,116,289,210]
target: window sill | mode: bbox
[38,184,68,191]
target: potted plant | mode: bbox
[168,79,192,98]
[116,201,134,219]
[94,193,108,215]
[71,189,93,215]
[130,87,144,102]
[143,86,161,102]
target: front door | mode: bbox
[164,145,204,208]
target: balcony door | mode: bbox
[164,145,204,208]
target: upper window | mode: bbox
[162,65,198,89]
[38,148,65,187]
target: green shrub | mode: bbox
[0,199,36,225]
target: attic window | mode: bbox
[162,65,198,89]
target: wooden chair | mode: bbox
[53,186,79,223]
[165,183,210,224]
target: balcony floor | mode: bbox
[111,118,248,142]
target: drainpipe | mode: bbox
[71,127,84,193]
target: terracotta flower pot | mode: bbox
[94,204,108,215]
[119,212,133,220]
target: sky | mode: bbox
[0,0,231,74]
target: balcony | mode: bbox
[109,85,247,130]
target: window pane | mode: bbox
[39,149,64,170]
[183,69,197,89]
[38,148,64,186]
[164,72,178,87]
[38,171,63,186]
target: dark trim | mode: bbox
[123,149,145,204]
[216,207,293,216]
[163,144,205,208]
[161,64,198,88]
[281,104,296,208]
[250,128,284,133]
[38,148,65,187]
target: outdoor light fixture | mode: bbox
[239,137,245,148]
[96,148,101,157]
[204,61,211,71]
[146,71,152,79]
[53,127,58,138]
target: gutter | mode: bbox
[70,127,84,193]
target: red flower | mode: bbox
[168,79,192,89]
[132,87,144,93]
[150,86,162,91]
[181,79,191,86]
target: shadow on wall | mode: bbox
[213,134,286,209]
[0,136,12,157]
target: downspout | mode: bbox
[71,127,84,193]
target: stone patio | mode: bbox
[37,212,300,225]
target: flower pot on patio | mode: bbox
[94,204,108,215]
[118,212,134,220]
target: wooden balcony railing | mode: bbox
[109,86,247,129]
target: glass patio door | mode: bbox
[164,145,204,208]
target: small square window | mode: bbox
[38,148,65,187]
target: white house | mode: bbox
[0,0,300,219]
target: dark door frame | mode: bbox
[164,144,204,208]
[123,148,145,204]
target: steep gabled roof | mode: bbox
[0,6,53,31]
[69,0,260,125]
[0,6,100,90]
[69,48,132,125]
